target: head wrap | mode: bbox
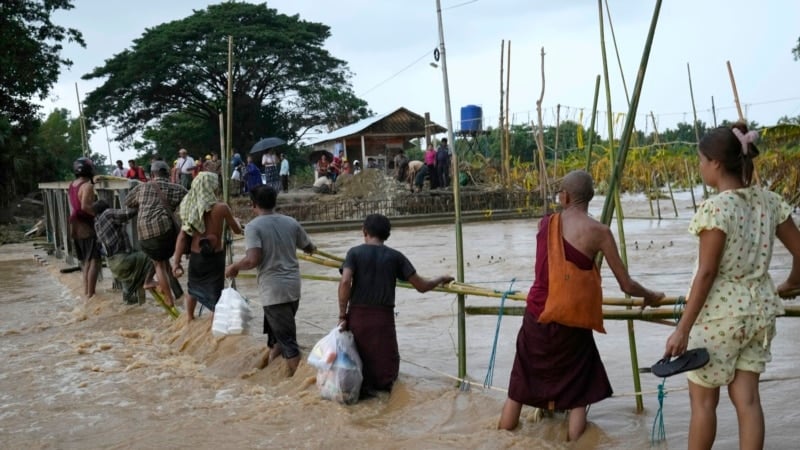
[178,172,218,235]
[731,128,759,156]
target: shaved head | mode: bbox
[560,170,594,205]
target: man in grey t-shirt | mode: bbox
[225,185,315,376]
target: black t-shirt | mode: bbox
[343,243,416,307]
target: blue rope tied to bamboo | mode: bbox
[673,295,685,324]
[484,278,516,389]
[651,379,668,444]
[651,295,684,444]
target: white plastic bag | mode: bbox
[308,327,363,404]
[212,287,253,337]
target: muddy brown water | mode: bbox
[1,192,798,449]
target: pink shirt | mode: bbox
[424,149,436,165]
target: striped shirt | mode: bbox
[94,209,136,257]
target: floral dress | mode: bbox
[686,186,792,386]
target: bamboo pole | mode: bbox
[585,75,601,172]
[498,40,506,186]
[686,63,708,199]
[467,304,800,319]
[726,60,761,185]
[148,288,180,319]
[554,104,560,180]
[435,0,467,382]
[711,96,718,127]
[74,83,89,157]
[533,47,549,212]
[684,159,697,212]
[504,41,511,187]
[726,61,744,121]
[598,0,663,227]
[649,112,678,217]
[225,35,235,287]
[597,0,663,413]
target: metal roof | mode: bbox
[308,107,446,146]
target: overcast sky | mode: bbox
[46,0,800,163]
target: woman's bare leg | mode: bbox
[688,380,720,450]
[728,370,764,450]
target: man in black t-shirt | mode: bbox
[337,214,453,396]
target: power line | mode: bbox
[358,50,432,96]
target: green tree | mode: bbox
[0,0,84,125]
[34,108,87,181]
[0,0,84,205]
[82,2,372,158]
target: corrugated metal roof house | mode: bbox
[308,107,446,170]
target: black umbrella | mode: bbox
[308,149,334,164]
[249,137,286,154]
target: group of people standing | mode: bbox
[231,151,288,196]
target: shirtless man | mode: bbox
[498,170,664,441]
[171,172,242,321]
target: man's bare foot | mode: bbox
[143,280,158,290]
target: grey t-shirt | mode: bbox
[244,213,312,306]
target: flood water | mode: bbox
[1,191,798,449]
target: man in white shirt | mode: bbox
[279,153,290,193]
[112,160,125,177]
[176,148,195,190]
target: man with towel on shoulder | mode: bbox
[337,214,454,397]
[172,172,242,322]
[497,170,664,442]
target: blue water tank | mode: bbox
[460,105,482,133]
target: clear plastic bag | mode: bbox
[211,287,253,337]
[308,327,363,404]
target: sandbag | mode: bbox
[308,327,363,404]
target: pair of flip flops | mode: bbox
[651,348,709,377]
